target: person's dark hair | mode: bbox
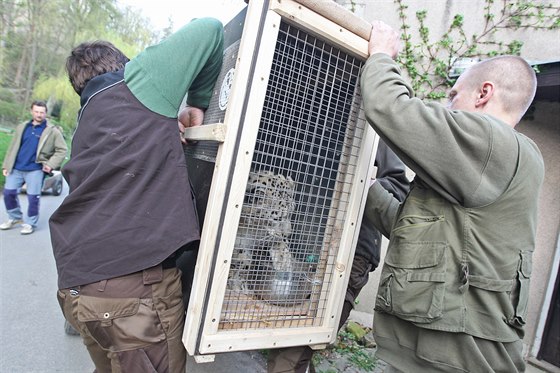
[31,100,48,112]
[66,41,129,95]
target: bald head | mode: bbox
[463,56,537,123]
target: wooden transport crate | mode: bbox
[182,0,378,361]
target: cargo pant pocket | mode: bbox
[155,290,185,336]
[57,289,83,334]
[375,241,447,323]
[77,295,166,351]
[152,268,185,337]
[56,290,68,317]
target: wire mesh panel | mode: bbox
[220,20,366,330]
[184,0,377,357]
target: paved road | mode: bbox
[0,186,266,372]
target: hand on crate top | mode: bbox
[368,20,401,59]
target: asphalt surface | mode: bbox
[0,185,267,372]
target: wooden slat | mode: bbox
[270,0,369,59]
[193,355,215,364]
[292,0,372,40]
[199,327,334,354]
[183,123,227,142]
[324,125,378,333]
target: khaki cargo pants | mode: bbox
[57,265,186,373]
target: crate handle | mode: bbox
[183,123,227,143]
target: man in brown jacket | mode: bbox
[1,100,67,234]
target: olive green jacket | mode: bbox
[2,121,67,174]
[361,54,544,343]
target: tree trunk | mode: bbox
[0,0,16,84]
[22,0,42,108]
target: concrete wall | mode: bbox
[338,0,560,62]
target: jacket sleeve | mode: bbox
[360,54,518,208]
[2,134,19,170]
[125,17,224,118]
[360,139,409,239]
[2,122,25,171]
[364,181,399,239]
[374,140,409,203]
[354,139,410,267]
[45,129,68,170]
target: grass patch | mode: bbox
[334,330,377,370]
[313,326,378,372]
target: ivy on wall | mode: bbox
[395,0,560,100]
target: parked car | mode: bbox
[20,170,64,196]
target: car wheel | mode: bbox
[52,179,63,196]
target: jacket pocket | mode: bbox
[375,241,447,323]
[508,251,532,328]
[77,295,165,350]
[392,215,445,234]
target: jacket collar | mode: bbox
[80,69,125,108]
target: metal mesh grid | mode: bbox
[220,21,366,330]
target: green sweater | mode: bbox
[360,54,544,370]
[125,17,224,118]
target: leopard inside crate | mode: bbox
[229,170,319,306]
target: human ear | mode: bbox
[475,82,494,107]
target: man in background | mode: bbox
[1,100,67,235]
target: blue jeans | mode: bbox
[3,169,43,227]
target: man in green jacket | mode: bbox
[1,100,67,234]
[361,21,544,372]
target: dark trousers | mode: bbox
[57,265,186,373]
[267,255,372,373]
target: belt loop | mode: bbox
[97,280,108,292]
[143,264,163,285]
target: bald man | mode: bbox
[361,21,544,372]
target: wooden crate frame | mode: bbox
[183,0,378,360]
